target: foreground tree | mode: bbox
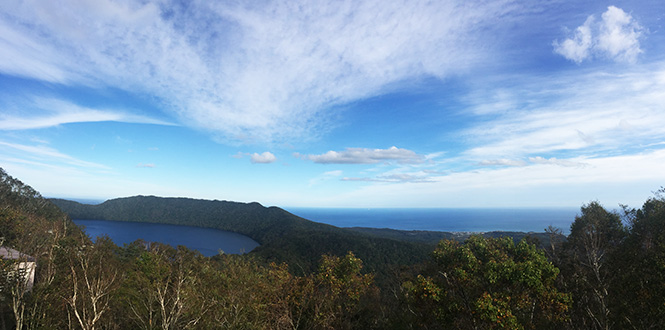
[610,189,665,328]
[289,251,378,330]
[65,236,119,330]
[121,243,208,330]
[563,202,625,330]
[406,236,570,329]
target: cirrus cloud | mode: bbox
[0,0,516,144]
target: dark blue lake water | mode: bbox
[73,220,259,256]
[285,208,579,234]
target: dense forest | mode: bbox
[2,167,665,329]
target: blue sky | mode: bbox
[1,0,664,208]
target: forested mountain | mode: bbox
[50,196,338,244]
[50,196,434,277]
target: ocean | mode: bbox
[285,207,579,234]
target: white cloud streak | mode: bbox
[479,159,527,167]
[308,170,343,186]
[0,98,174,130]
[554,6,643,63]
[0,141,109,169]
[0,0,515,143]
[303,146,424,164]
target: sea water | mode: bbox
[285,208,579,234]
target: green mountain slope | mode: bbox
[50,196,341,244]
[49,196,433,276]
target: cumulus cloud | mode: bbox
[250,152,277,164]
[554,6,643,63]
[0,0,515,143]
[302,146,424,164]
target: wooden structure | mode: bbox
[0,247,36,291]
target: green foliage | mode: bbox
[406,236,570,329]
[561,201,626,329]
[610,189,665,329]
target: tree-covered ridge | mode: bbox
[0,168,68,223]
[49,196,434,278]
[50,196,338,245]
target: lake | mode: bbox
[73,219,260,256]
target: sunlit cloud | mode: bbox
[250,152,277,164]
[554,6,643,63]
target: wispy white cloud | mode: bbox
[0,0,516,143]
[0,141,109,169]
[136,163,155,168]
[0,98,174,130]
[528,156,587,168]
[308,170,343,186]
[479,159,527,167]
[301,146,424,164]
[341,170,436,183]
[477,156,587,168]
[250,152,277,164]
[554,6,643,63]
[464,63,665,159]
